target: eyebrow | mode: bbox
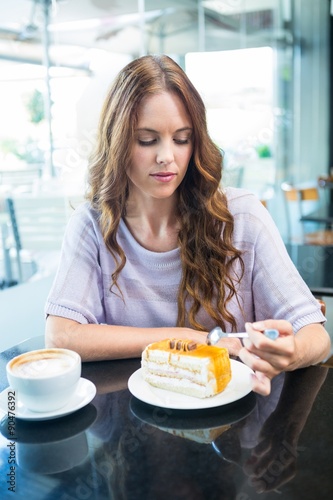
[136,127,193,133]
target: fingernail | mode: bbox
[252,321,265,330]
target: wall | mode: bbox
[291,0,330,183]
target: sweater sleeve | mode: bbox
[228,188,326,332]
[45,204,106,324]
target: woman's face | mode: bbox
[128,92,193,203]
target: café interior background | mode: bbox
[0,0,332,349]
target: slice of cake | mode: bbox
[157,425,231,444]
[141,339,231,398]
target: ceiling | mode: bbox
[0,0,277,73]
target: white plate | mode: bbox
[0,378,96,421]
[128,360,253,410]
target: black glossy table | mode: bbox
[286,243,333,296]
[1,336,333,500]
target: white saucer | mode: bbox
[0,378,96,421]
[128,360,253,410]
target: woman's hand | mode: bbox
[238,320,297,396]
[216,337,243,357]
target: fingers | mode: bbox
[244,321,292,350]
[238,320,298,395]
[239,344,281,378]
[250,371,272,396]
[216,337,242,356]
[242,321,296,372]
[247,320,293,336]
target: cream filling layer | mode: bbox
[143,371,217,398]
[142,359,212,385]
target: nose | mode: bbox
[156,141,174,165]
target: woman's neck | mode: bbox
[124,197,180,252]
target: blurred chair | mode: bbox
[318,174,333,189]
[313,297,333,368]
[258,185,275,211]
[0,196,17,288]
[281,182,333,245]
[5,194,71,283]
[260,195,273,209]
[316,298,326,315]
[0,167,42,193]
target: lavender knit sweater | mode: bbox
[45,188,325,332]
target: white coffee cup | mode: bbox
[6,348,81,412]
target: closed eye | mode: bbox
[138,139,156,146]
[174,138,190,145]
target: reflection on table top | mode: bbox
[0,336,333,499]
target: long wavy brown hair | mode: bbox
[87,54,244,332]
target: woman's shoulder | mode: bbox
[68,200,100,221]
[66,200,101,234]
[223,187,276,242]
[223,187,264,216]
[223,187,284,251]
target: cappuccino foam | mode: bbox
[11,352,76,378]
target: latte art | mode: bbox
[11,351,76,378]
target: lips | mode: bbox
[150,172,177,182]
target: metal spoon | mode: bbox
[206,326,279,345]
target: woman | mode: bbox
[45,55,330,395]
